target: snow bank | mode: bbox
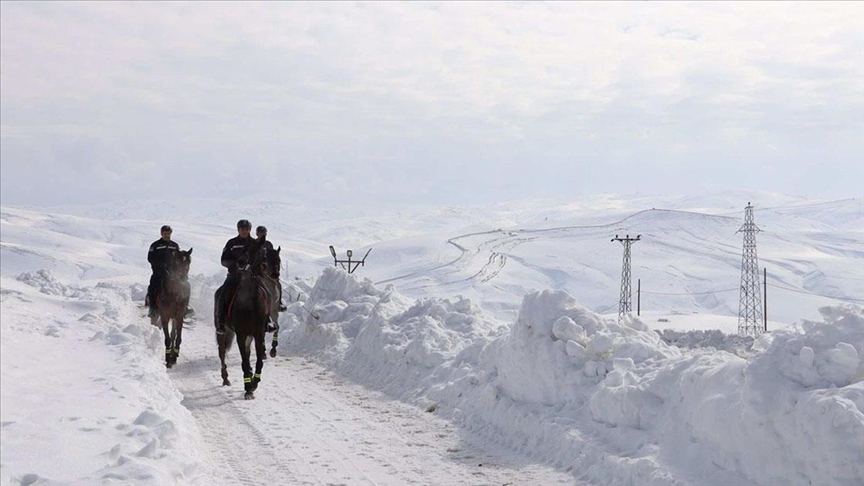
[657,328,755,356]
[0,271,216,485]
[284,268,864,486]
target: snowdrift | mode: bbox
[283,267,864,486]
[0,271,216,485]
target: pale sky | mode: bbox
[1,1,862,206]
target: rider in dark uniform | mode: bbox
[214,219,255,334]
[255,225,287,312]
[147,225,179,317]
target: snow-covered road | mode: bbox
[170,318,576,486]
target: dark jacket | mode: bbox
[256,237,279,276]
[148,238,179,272]
[220,236,255,274]
[257,238,275,259]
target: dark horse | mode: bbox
[262,246,282,358]
[216,245,270,399]
[151,248,193,368]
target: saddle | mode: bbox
[226,280,272,320]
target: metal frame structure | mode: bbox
[737,203,764,337]
[329,245,372,274]
[612,234,641,323]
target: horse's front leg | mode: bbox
[270,319,279,358]
[161,316,173,368]
[239,333,255,399]
[253,326,266,391]
[218,331,231,386]
[172,315,184,365]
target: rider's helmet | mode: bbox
[237,219,252,230]
[160,225,172,233]
[256,225,267,235]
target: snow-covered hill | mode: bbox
[5,192,862,324]
[1,192,862,485]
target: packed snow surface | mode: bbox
[281,268,864,486]
[1,193,862,485]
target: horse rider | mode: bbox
[147,225,179,317]
[255,225,287,312]
[215,219,256,335]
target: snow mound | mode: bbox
[490,290,679,405]
[284,270,864,486]
[657,328,755,356]
[1,272,215,485]
[16,269,84,297]
[593,305,864,486]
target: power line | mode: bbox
[642,288,738,296]
[766,283,864,303]
[638,283,861,302]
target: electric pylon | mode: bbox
[737,202,764,337]
[612,234,641,322]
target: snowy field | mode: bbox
[1,192,862,486]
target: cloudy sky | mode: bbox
[1,2,862,207]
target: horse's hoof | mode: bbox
[244,392,255,400]
[223,380,231,386]
[269,348,277,358]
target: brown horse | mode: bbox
[151,248,192,368]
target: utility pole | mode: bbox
[637,279,641,316]
[329,245,372,274]
[737,203,764,337]
[764,268,768,332]
[612,234,641,323]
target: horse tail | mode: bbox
[217,328,236,352]
[226,328,235,352]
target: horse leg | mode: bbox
[161,315,172,368]
[172,314,184,365]
[218,331,231,386]
[239,333,255,399]
[270,322,279,358]
[253,328,265,391]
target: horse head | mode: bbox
[170,248,193,280]
[269,246,281,279]
[252,246,269,278]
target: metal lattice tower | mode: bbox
[612,234,641,322]
[737,202,764,337]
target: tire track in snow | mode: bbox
[171,334,320,486]
[386,208,742,291]
[168,320,576,486]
